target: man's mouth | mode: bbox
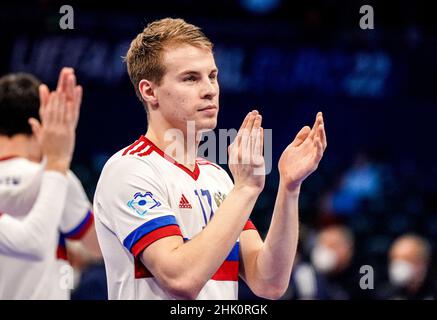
[198,105,218,111]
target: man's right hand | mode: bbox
[28,68,83,174]
[228,110,265,195]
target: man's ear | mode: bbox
[139,79,158,108]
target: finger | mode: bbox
[72,85,82,128]
[236,112,251,140]
[309,112,323,141]
[254,126,263,157]
[237,112,251,134]
[56,67,73,93]
[66,73,76,101]
[313,136,324,164]
[252,127,264,172]
[57,92,66,125]
[318,123,327,150]
[290,126,311,147]
[52,92,62,124]
[260,127,264,155]
[38,84,49,117]
[44,92,56,125]
[250,114,262,153]
[246,110,258,132]
[237,112,254,161]
[243,110,257,149]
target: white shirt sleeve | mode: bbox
[0,159,44,217]
[0,171,68,261]
[94,156,183,259]
[59,171,93,239]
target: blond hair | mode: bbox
[125,18,213,110]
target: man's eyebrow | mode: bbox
[178,68,218,76]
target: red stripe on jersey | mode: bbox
[122,139,141,156]
[129,141,148,155]
[0,155,19,162]
[135,258,239,281]
[130,225,183,258]
[211,261,239,281]
[243,219,256,231]
[56,245,68,260]
[196,158,221,170]
[66,212,94,240]
[134,257,153,279]
[137,146,153,157]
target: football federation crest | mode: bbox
[127,192,161,216]
[213,191,226,208]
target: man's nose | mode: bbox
[200,79,218,100]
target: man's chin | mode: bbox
[196,119,217,133]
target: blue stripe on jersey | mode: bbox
[226,242,239,261]
[63,210,92,238]
[182,238,239,261]
[123,215,178,251]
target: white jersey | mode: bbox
[0,156,93,299]
[94,136,256,300]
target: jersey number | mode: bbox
[194,189,214,225]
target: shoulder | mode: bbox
[100,143,161,181]
[0,157,41,175]
[95,141,168,198]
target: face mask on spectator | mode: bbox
[389,260,415,287]
[311,245,337,273]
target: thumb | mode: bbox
[290,126,311,147]
[28,118,42,143]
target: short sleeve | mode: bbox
[94,156,183,258]
[60,171,94,239]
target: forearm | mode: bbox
[145,186,259,297]
[0,171,68,260]
[253,180,300,292]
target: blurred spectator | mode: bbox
[376,234,437,300]
[308,225,367,299]
[281,252,320,299]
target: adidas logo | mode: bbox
[179,194,192,209]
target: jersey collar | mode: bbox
[139,136,200,181]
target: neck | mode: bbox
[0,135,30,159]
[145,121,201,171]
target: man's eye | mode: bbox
[209,74,217,80]
[184,76,196,82]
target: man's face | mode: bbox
[319,229,353,272]
[389,239,427,280]
[154,44,219,133]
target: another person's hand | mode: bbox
[228,110,265,194]
[278,112,327,192]
[28,68,83,174]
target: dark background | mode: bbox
[1,0,436,299]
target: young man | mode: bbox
[0,69,101,299]
[94,18,327,300]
